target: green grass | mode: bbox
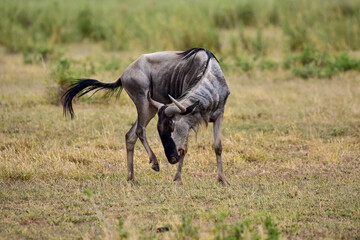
[1,45,359,239]
[1,0,360,57]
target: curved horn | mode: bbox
[164,95,200,117]
[147,92,164,110]
[168,95,186,112]
[164,105,182,117]
[164,95,187,117]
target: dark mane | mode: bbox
[177,47,219,63]
[176,48,218,100]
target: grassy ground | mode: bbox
[1,44,359,239]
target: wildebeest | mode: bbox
[62,48,230,185]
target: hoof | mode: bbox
[174,175,183,185]
[218,177,230,186]
[152,165,160,172]
[127,177,139,185]
[174,179,183,185]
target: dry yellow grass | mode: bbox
[0,46,359,239]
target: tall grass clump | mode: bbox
[48,58,95,104]
[212,1,257,29]
[279,0,360,52]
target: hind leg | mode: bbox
[125,120,138,181]
[122,70,160,180]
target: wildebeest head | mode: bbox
[148,94,199,164]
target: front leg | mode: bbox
[135,102,160,172]
[173,150,185,185]
[136,125,160,172]
[213,113,229,186]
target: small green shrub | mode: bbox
[211,212,230,240]
[176,216,199,240]
[293,63,337,79]
[293,63,319,79]
[118,218,129,240]
[23,45,56,64]
[258,59,278,70]
[83,188,94,198]
[264,216,280,240]
[299,46,320,65]
[252,28,267,57]
[211,213,280,240]
[236,55,254,72]
[334,52,360,71]
[329,128,346,137]
[51,58,74,97]
[48,58,95,104]
[286,47,360,79]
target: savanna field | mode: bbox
[0,0,360,239]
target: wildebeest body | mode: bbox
[62,48,230,185]
[121,49,210,103]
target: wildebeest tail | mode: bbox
[62,78,123,119]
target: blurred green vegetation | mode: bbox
[1,0,359,87]
[286,47,360,79]
[1,0,359,56]
[48,58,96,104]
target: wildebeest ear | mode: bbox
[180,100,200,115]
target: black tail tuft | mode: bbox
[62,78,123,119]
